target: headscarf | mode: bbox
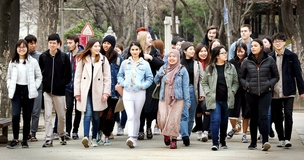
[165,49,182,106]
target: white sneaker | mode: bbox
[126,138,137,148]
[285,140,292,147]
[242,135,249,143]
[154,128,161,135]
[117,127,124,136]
[82,137,90,148]
[91,139,98,147]
[103,138,111,146]
[201,131,208,142]
[53,133,59,140]
[176,134,182,141]
[277,140,285,147]
[197,131,202,141]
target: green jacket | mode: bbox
[201,62,239,110]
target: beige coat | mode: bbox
[74,54,111,111]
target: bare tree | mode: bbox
[225,0,255,43]
[36,0,59,51]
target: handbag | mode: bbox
[114,98,124,113]
[152,83,161,99]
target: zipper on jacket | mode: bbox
[257,67,260,96]
[51,56,55,94]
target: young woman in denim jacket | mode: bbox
[117,42,153,148]
[202,45,239,151]
[6,39,42,149]
[154,49,190,149]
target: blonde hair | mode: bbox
[137,32,151,54]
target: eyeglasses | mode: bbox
[17,46,27,49]
[273,40,284,44]
[219,52,227,55]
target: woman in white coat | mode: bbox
[74,38,111,148]
[6,39,42,149]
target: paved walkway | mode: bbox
[1,110,304,160]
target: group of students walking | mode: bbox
[6,25,304,152]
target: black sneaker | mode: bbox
[182,136,190,146]
[211,145,219,151]
[138,132,145,140]
[248,143,257,150]
[42,140,53,147]
[7,140,19,149]
[21,141,29,148]
[60,136,67,145]
[220,141,228,149]
[146,128,153,139]
[227,129,236,139]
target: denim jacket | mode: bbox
[110,54,123,99]
[117,57,153,92]
[154,64,191,107]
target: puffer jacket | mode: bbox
[239,52,279,96]
[7,56,42,99]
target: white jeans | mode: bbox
[123,89,146,138]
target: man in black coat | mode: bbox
[269,33,304,148]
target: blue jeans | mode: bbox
[83,91,100,139]
[180,86,197,137]
[210,101,229,146]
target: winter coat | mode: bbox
[74,54,111,112]
[39,49,72,96]
[239,52,279,96]
[201,62,239,110]
[7,56,42,99]
[66,45,84,93]
[269,49,304,96]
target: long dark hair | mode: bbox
[208,45,232,74]
[77,38,101,63]
[262,36,273,53]
[126,41,144,59]
[234,42,248,65]
[11,39,29,64]
[250,39,265,64]
[100,41,118,64]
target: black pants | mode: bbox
[271,97,294,141]
[99,98,118,137]
[11,85,34,141]
[65,91,82,134]
[246,92,272,144]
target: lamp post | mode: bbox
[25,19,31,35]
[59,0,84,41]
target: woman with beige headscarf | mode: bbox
[154,49,190,149]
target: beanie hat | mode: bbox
[181,41,193,51]
[102,35,116,47]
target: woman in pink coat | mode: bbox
[74,38,111,148]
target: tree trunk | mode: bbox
[37,0,59,52]
[0,0,19,118]
[281,0,304,108]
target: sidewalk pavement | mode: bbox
[1,110,304,160]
